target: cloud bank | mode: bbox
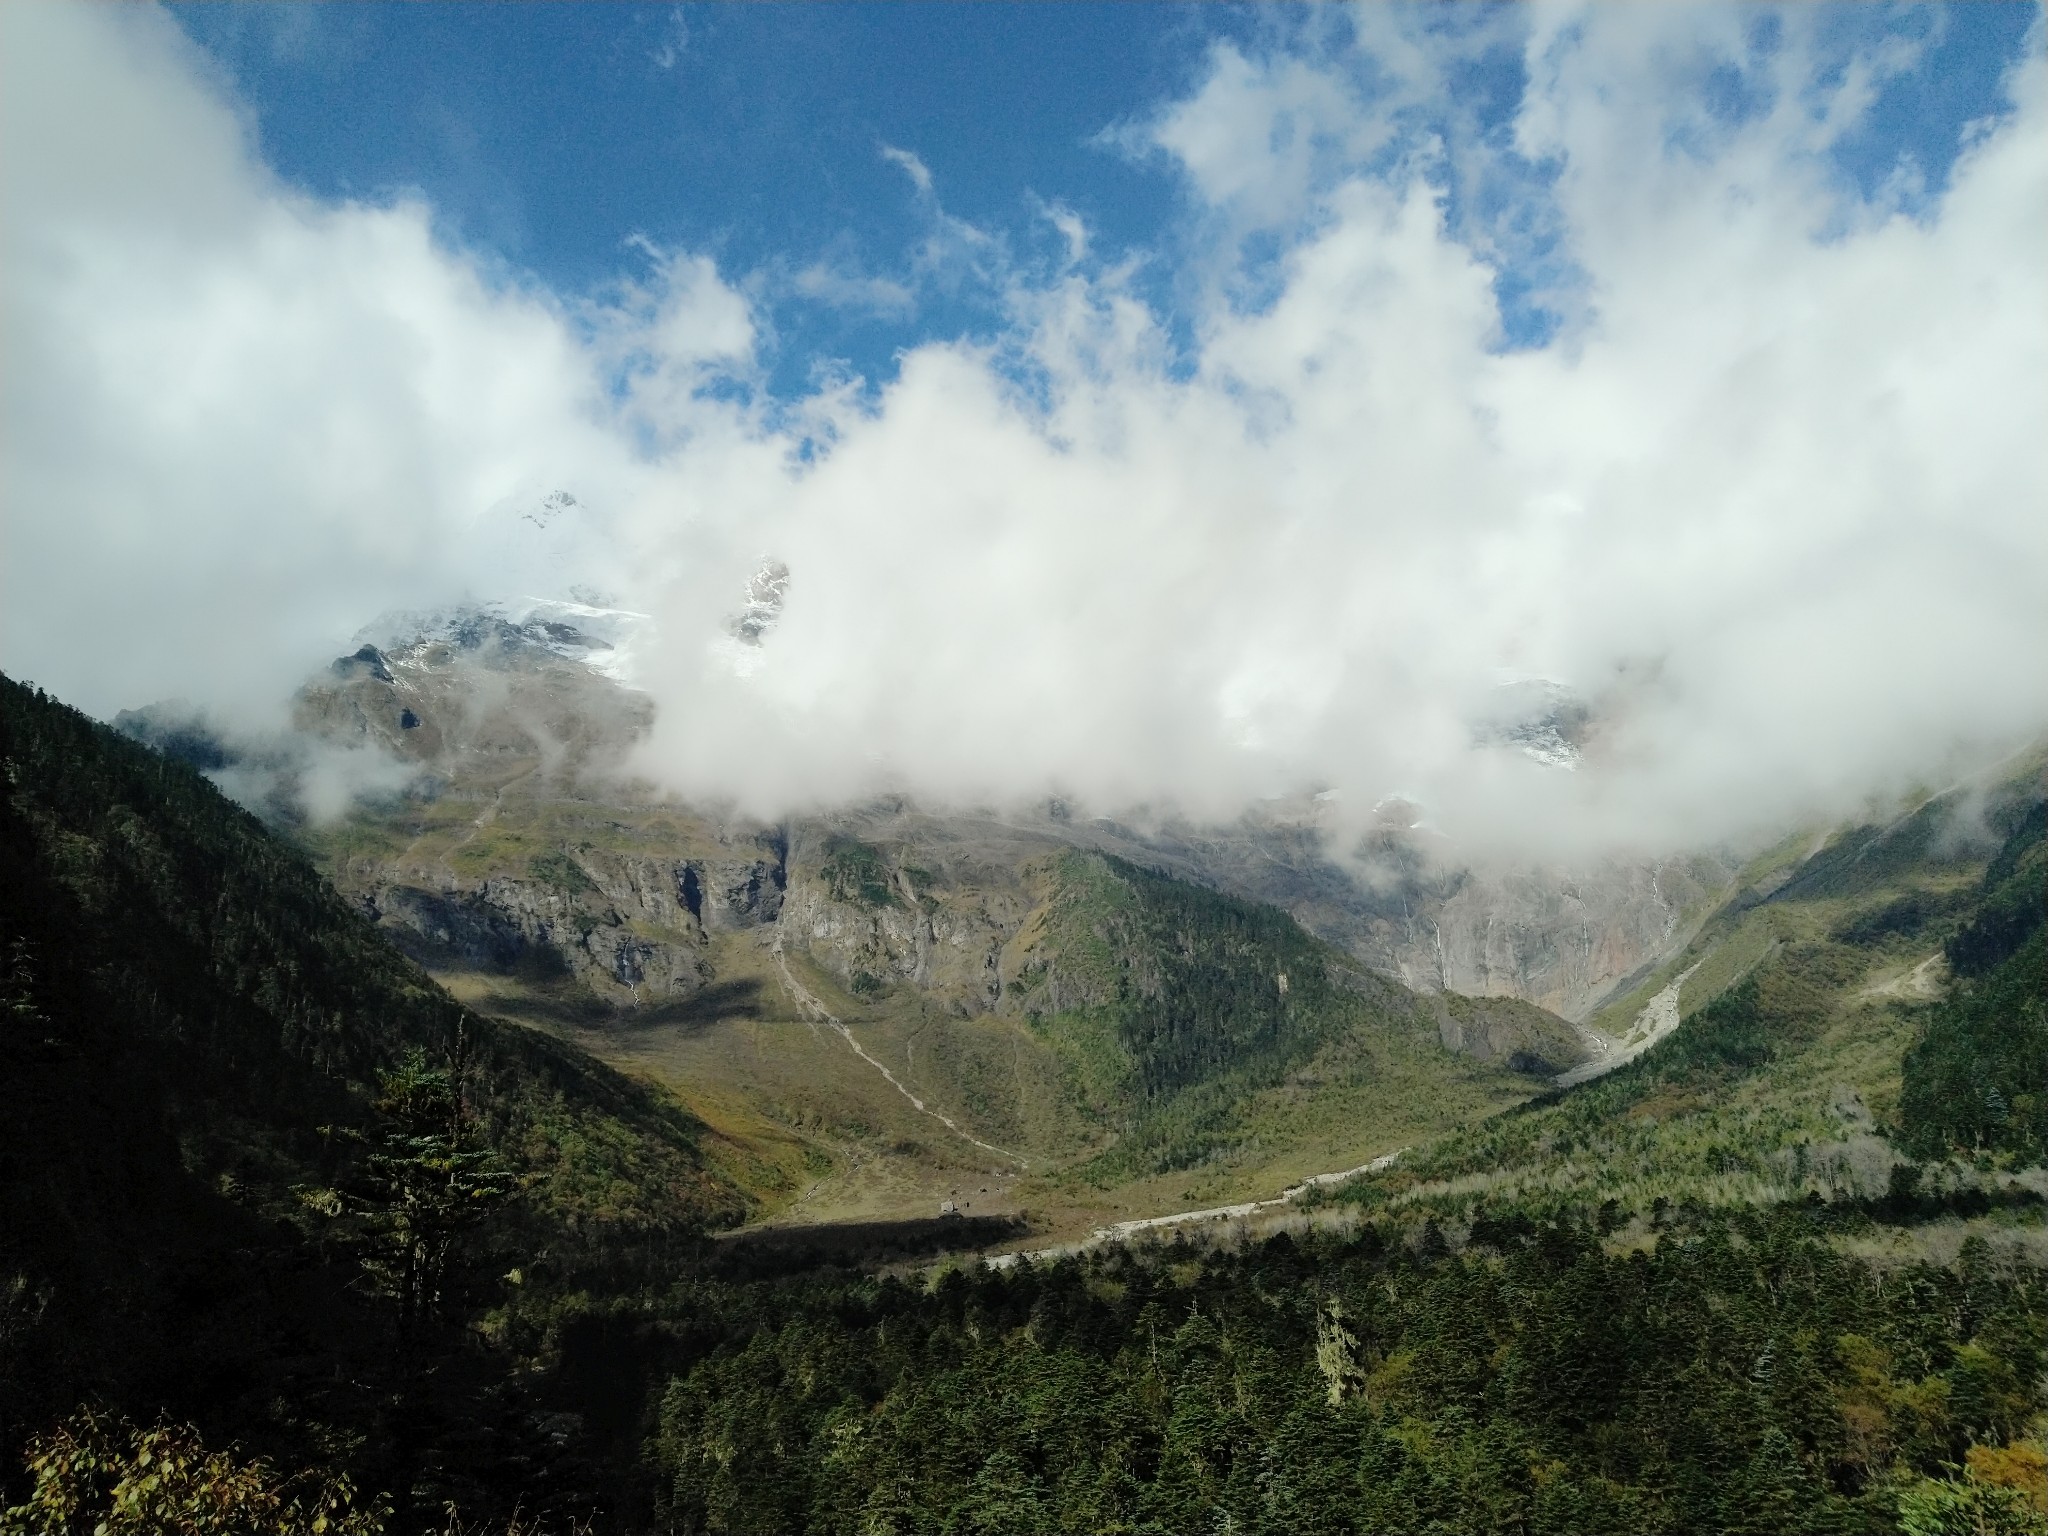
[3,3,2044,857]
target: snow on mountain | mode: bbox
[709,556,791,678]
[1476,677,1591,770]
[354,592,652,685]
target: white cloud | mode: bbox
[0,2,758,730]
[1142,42,1391,236]
[789,261,917,317]
[4,1,2045,862]
[649,6,689,72]
[879,143,934,196]
[1035,198,1089,265]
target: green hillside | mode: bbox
[1900,798,2048,1157]
[0,674,747,1528]
[1322,769,2048,1229]
[302,767,1586,1230]
[1008,850,1581,1186]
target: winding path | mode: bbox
[772,939,1027,1166]
[986,1148,1409,1269]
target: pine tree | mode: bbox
[319,1048,512,1347]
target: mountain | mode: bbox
[0,671,750,1526]
[110,615,1621,1230]
[176,620,1620,1226]
[129,603,1723,1023]
[631,748,2048,1536]
[1081,798,1741,1022]
[15,652,2048,1534]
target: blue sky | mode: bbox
[171,3,2036,396]
[173,3,1248,396]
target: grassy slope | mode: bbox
[725,850,1577,1223]
[1000,851,1577,1202]
[316,787,742,891]
[1328,767,2048,1234]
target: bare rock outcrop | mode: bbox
[360,854,708,1004]
[777,857,1030,1014]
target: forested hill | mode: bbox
[1010,849,1583,1183]
[1901,795,2048,1157]
[641,792,2048,1536]
[0,673,744,1522]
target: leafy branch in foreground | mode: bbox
[0,1410,600,1536]
[0,1410,386,1536]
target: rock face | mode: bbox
[728,558,790,646]
[724,802,1720,1028]
[347,833,796,1007]
[1276,844,1738,1022]
[1476,678,1594,770]
[774,822,1040,1013]
[362,858,691,1003]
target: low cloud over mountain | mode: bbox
[4,3,2044,858]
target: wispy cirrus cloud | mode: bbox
[648,5,688,71]
[879,143,934,196]
[788,260,917,317]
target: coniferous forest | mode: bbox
[648,1205,2045,1536]
[3,671,2045,1534]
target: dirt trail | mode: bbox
[1858,953,1947,1002]
[987,1148,1409,1269]
[772,939,1027,1166]
[1555,963,1701,1088]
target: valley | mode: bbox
[168,609,1614,1238]
[8,650,2044,1534]
[132,611,2047,1266]
[10,8,2046,1529]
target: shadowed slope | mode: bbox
[0,672,746,1510]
